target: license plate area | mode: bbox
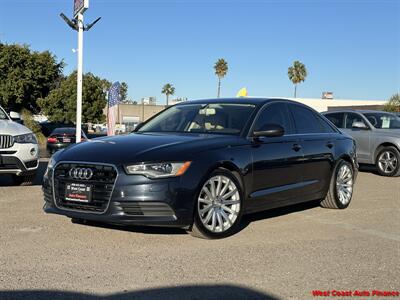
[65,183,92,203]
[62,137,71,143]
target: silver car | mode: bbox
[323,110,400,177]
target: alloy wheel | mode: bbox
[197,175,241,233]
[336,164,353,205]
[378,151,398,174]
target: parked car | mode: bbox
[47,127,88,154]
[323,110,400,177]
[43,98,358,239]
[0,106,39,185]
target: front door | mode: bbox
[342,113,371,163]
[248,102,304,212]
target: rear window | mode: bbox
[290,105,330,134]
[52,128,75,134]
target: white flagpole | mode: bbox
[76,12,84,144]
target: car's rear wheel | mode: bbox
[321,160,354,209]
[376,146,400,177]
[190,170,243,239]
[12,173,35,186]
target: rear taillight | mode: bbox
[47,137,57,143]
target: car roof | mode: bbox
[177,97,305,106]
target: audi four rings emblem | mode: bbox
[69,168,93,180]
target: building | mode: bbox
[106,103,166,132]
[141,97,157,105]
[281,97,386,112]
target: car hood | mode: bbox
[57,133,244,165]
[0,120,32,136]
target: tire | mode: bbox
[320,160,354,209]
[12,174,36,186]
[375,146,400,177]
[189,169,244,239]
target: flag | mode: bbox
[236,87,248,97]
[107,81,120,136]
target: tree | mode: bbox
[20,109,46,146]
[161,83,175,106]
[214,58,228,98]
[0,43,64,111]
[384,94,400,113]
[288,60,307,98]
[38,71,109,123]
[120,82,128,102]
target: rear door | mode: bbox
[289,104,337,200]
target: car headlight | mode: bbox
[14,133,37,144]
[125,161,192,178]
[44,152,60,178]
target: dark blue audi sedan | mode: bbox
[43,98,358,239]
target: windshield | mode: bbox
[0,107,9,120]
[137,103,256,135]
[363,112,400,129]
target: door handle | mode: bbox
[292,144,302,152]
[326,141,334,149]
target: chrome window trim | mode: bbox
[52,160,119,215]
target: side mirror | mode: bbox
[352,121,368,130]
[253,124,285,138]
[9,111,21,120]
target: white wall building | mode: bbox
[258,97,387,112]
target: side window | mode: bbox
[317,115,337,133]
[254,103,293,135]
[345,113,367,129]
[289,105,324,134]
[325,113,344,128]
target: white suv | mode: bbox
[0,106,39,185]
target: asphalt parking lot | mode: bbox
[0,163,399,300]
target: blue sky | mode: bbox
[1,0,399,103]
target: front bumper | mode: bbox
[0,143,39,175]
[43,162,199,228]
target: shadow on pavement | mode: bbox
[73,200,321,237]
[358,164,380,176]
[75,219,187,235]
[0,160,48,187]
[240,200,321,232]
[0,285,279,300]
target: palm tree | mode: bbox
[214,58,228,98]
[288,60,307,98]
[161,83,175,106]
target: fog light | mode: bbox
[30,148,37,156]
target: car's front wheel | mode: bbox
[190,170,243,239]
[320,160,354,209]
[376,146,400,177]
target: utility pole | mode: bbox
[60,0,101,143]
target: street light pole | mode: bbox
[60,1,100,144]
[76,12,84,143]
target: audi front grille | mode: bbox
[0,135,14,149]
[53,162,117,213]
